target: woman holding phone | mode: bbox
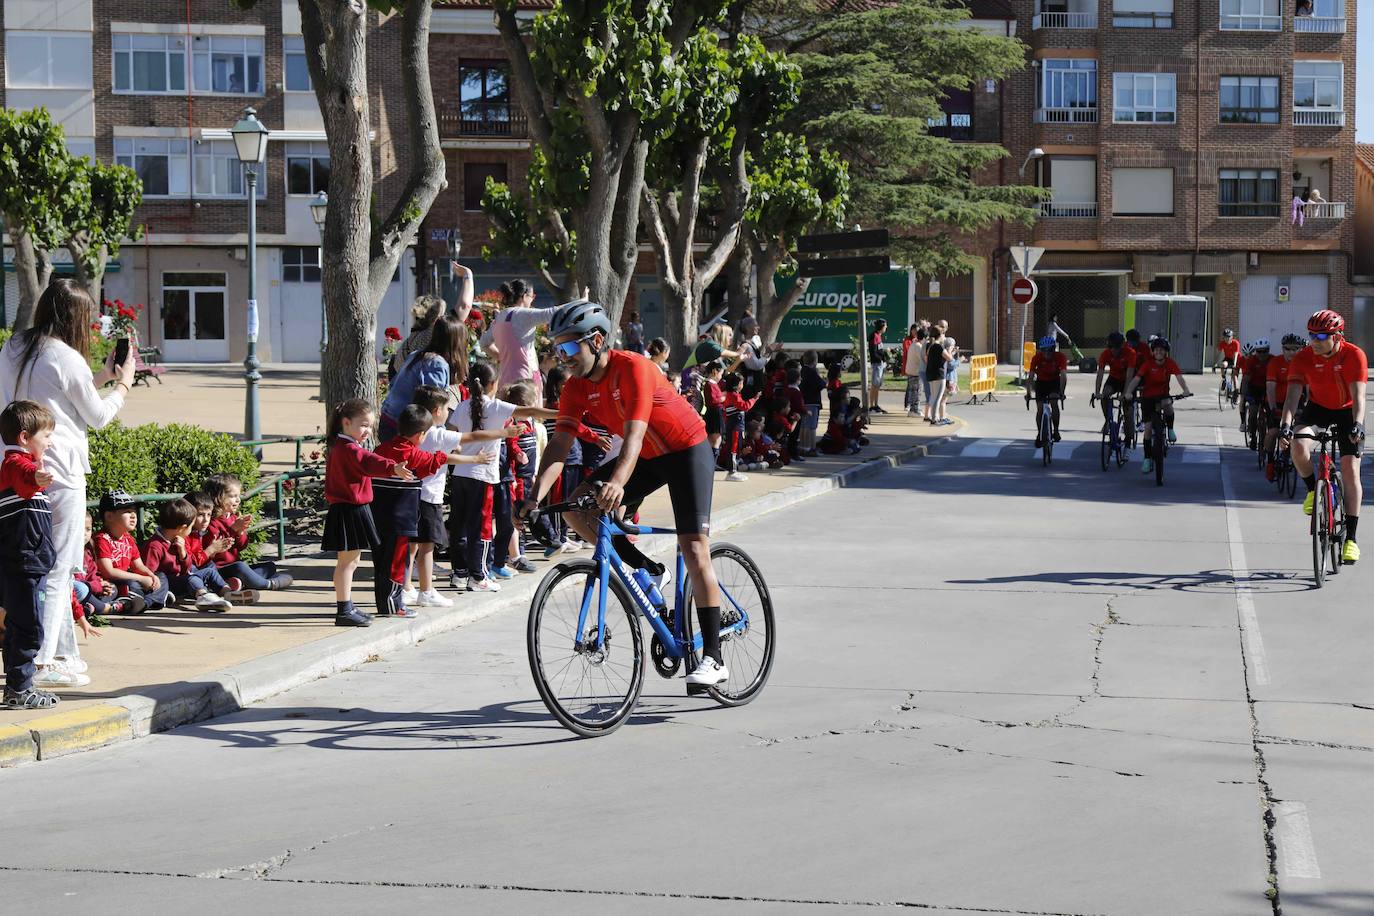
[0,279,136,689]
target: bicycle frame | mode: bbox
[572,514,749,657]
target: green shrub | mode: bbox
[0,328,12,353]
[89,335,115,373]
[86,422,159,500]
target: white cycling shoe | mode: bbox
[686,657,729,687]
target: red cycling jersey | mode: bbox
[1028,351,1068,382]
[1217,339,1241,365]
[1134,357,1181,399]
[557,350,706,459]
[1098,347,1137,383]
[1244,356,1270,391]
[1266,356,1295,408]
[1287,340,1368,411]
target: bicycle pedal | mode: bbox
[686,683,711,697]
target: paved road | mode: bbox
[3,375,1370,916]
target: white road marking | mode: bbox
[1274,801,1323,880]
[960,438,1014,458]
[1215,426,1270,686]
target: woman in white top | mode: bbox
[478,279,560,395]
[0,280,135,687]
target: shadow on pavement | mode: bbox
[947,568,1316,594]
[1271,891,1374,913]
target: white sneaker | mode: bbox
[686,657,729,687]
[228,588,260,605]
[467,577,502,593]
[402,586,419,605]
[417,589,453,608]
[34,665,90,689]
[195,593,229,612]
[57,656,88,674]
[725,471,748,482]
[559,541,581,554]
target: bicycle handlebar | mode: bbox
[538,483,645,535]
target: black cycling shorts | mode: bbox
[1033,379,1062,399]
[587,438,716,535]
[1297,403,1364,458]
[1101,378,1125,397]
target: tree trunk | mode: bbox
[9,230,52,331]
[754,246,809,346]
[66,238,109,310]
[724,244,753,329]
[303,0,446,411]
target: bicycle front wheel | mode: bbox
[1100,427,1111,471]
[1041,411,1053,466]
[1217,384,1225,411]
[527,560,645,737]
[1329,477,1345,576]
[1154,423,1166,486]
[683,542,776,707]
[1312,480,1329,588]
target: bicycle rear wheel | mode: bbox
[1285,459,1298,498]
[1100,426,1111,471]
[1312,480,1330,588]
[1041,411,1053,466]
[682,542,776,707]
[527,560,645,737]
[1217,384,1225,411]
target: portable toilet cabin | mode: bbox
[1123,294,1210,373]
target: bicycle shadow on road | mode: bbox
[169,696,709,752]
[946,568,1316,594]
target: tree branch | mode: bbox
[640,190,681,295]
[494,5,557,152]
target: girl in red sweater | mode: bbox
[322,398,413,627]
[205,473,294,600]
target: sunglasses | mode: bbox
[554,335,593,359]
[1283,345,1301,352]
[1311,333,1333,341]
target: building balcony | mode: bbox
[1302,201,1347,220]
[1034,106,1098,124]
[1219,202,1281,218]
[1032,11,1097,28]
[1293,108,1345,127]
[439,101,529,140]
[1039,201,1098,218]
[1293,16,1345,33]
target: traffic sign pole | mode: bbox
[1011,276,1039,384]
[857,273,869,414]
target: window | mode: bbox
[115,138,190,198]
[1037,59,1097,120]
[1042,157,1098,217]
[1293,62,1342,111]
[464,163,508,211]
[1219,76,1279,123]
[1113,73,1176,123]
[193,139,265,198]
[191,35,263,95]
[926,89,973,140]
[286,142,330,195]
[1113,0,1173,27]
[6,33,92,88]
[1219,168,1280,217]
[66,138,96,161]
[113,34,186,94]
[284,36,311,92]
[1112,168,1174,215]
[1220,0,1281,30]
[283,247,321,283]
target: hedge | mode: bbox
[87,422,266,558]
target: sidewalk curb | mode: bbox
[6,428,957,767]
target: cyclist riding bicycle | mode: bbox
[1242,339,1272,440]
[1025,335,1068,447]
[1093,331,1137,423]
[1279,309,1367,565]
[1124,336,1193,475]
[1216,328,1241,381]
[1236,342,1256,430]
[1263,334,1304,481]
[521,299,731,687]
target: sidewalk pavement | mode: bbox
[0,364,966,767]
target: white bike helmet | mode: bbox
[1252,338,1271,352]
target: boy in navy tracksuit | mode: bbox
[0,400,60,709]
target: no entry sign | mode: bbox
[1011,277,1038,305]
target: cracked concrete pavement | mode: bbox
[1,375,1370,915]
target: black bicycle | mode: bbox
[1026,393,1066,466]
[1091,391,1129,471]
[1143,392,1191,486]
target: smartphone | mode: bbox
[114,336,131,368]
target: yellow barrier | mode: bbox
[1022,342,1036,374]
[968,353,999,404]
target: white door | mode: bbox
[1239,275,1327,345]
[161,272,229,362]
[279,247,323,363]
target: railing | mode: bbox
[1219,202,1281,217]
[1039,201,1098,218]
[1113,12,1173,27]
[1220,13,1282,30]
[1293,109,1345,127]
[1032,11,1097,28]
[1034,106,1098,124]
[1302,201,1347,220]
[1293,16,1345,32]
[241,434,327,471]
[438,100,529,139]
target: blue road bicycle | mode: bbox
[527,491,776,737]
[1091,391,1129,471]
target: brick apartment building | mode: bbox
[1,0,418,363]
[979,0,1359,360]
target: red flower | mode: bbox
[309,450,322,461]
[282,479,296,494]
[385,326,402,342]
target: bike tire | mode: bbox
[1285,461,1298,498]
[1154,422,1166,486]
[1329,477,1345,575]
[1041,411,1053,466]
[1217,384,1224,411]
[527,560,645,737]
[1100,428,1111,471]
[1116,436,1128,468]
[1312,480,1329,588]
[681,542,777,707]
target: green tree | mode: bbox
[64,158,144,309]
[232,0,446,409]
[489,0,732,325]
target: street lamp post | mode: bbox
[231,107,269,448]
[309,191,328,402]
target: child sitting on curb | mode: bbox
[142,498,234,612]
[94,491,168,614]
[738,419,785,470]
[205,473,293,599]
[184,491,241,599]
[73,513,114,621]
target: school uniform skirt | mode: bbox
[322,502,380,553]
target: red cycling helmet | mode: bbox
[1307,309,1345,335]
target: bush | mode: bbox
[0,328,11,353]
[86,422,158,499]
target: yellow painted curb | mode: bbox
[29,705,131,760]
[0,723,37,767]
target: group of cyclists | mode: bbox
[1025,309,1366,566]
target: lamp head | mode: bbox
[230,107,269,165]
[309,191,328,228]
